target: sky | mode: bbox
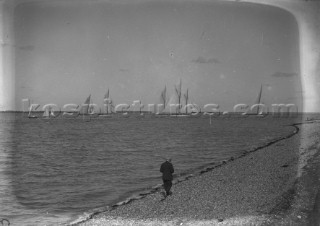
[14,0,302,112]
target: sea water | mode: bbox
[0,113,302,225]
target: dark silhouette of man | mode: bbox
[160,158,174,196]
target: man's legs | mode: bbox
[163,179,172,196]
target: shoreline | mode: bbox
[68,121,320,226]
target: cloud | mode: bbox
[192,56,220,64]
[19,45,35,51]
[207,58,221,64]
[219,73,226,79]
[271,72,298,78]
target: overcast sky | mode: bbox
[14,0,302,112]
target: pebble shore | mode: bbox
[77,121,320,226]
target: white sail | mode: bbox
[104,89,110,114]
[251,84,267,116]
[43,107,50,117]
[50,109,56,117]
[100,89,114,115]
[164,95,177,114]
[254,84,263,114]
[28,101,39,118]
[104,89,109,100]
[79,94,91,114]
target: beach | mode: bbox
[75,121,320,226]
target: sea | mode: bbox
[0,112,306,225]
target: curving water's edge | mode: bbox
[68,123,301,226]
[286,120,320,226]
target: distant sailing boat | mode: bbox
[28,109,38,118]
[43,106,51,118]
[253,84,266,116]
[88,98,95,115]
[99,89,114,117]
[176,89,191,117]
[50,109,57,117]
[104,89,110,114]
[79,94,92,121]
[81,94,91,114]
[43,105,56,119]
[28,100,39,119]
[164,95,175,116]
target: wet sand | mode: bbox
[75,121,320,226]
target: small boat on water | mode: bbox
[255,84,264,115]
[254,85,268,117]
[247,84,268,117]
[98,113,112,117]
[78,94,93,121]
[28,101,39,119]
[99,89,115,117]
[171,114,189,117]
[43,106,57,119]
[28,114,38,119]
[82,94,91,114]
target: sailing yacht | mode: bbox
[251,84,267,117]
[50,109,57,117]
[43,106,57,119]
[43,107,50,119]
[28,111,38,119]
[28,100,39,119]
[79,94,93,121]
[99,89,114,117]
[80,94,91,115]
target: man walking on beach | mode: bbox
[160,158,174,197]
